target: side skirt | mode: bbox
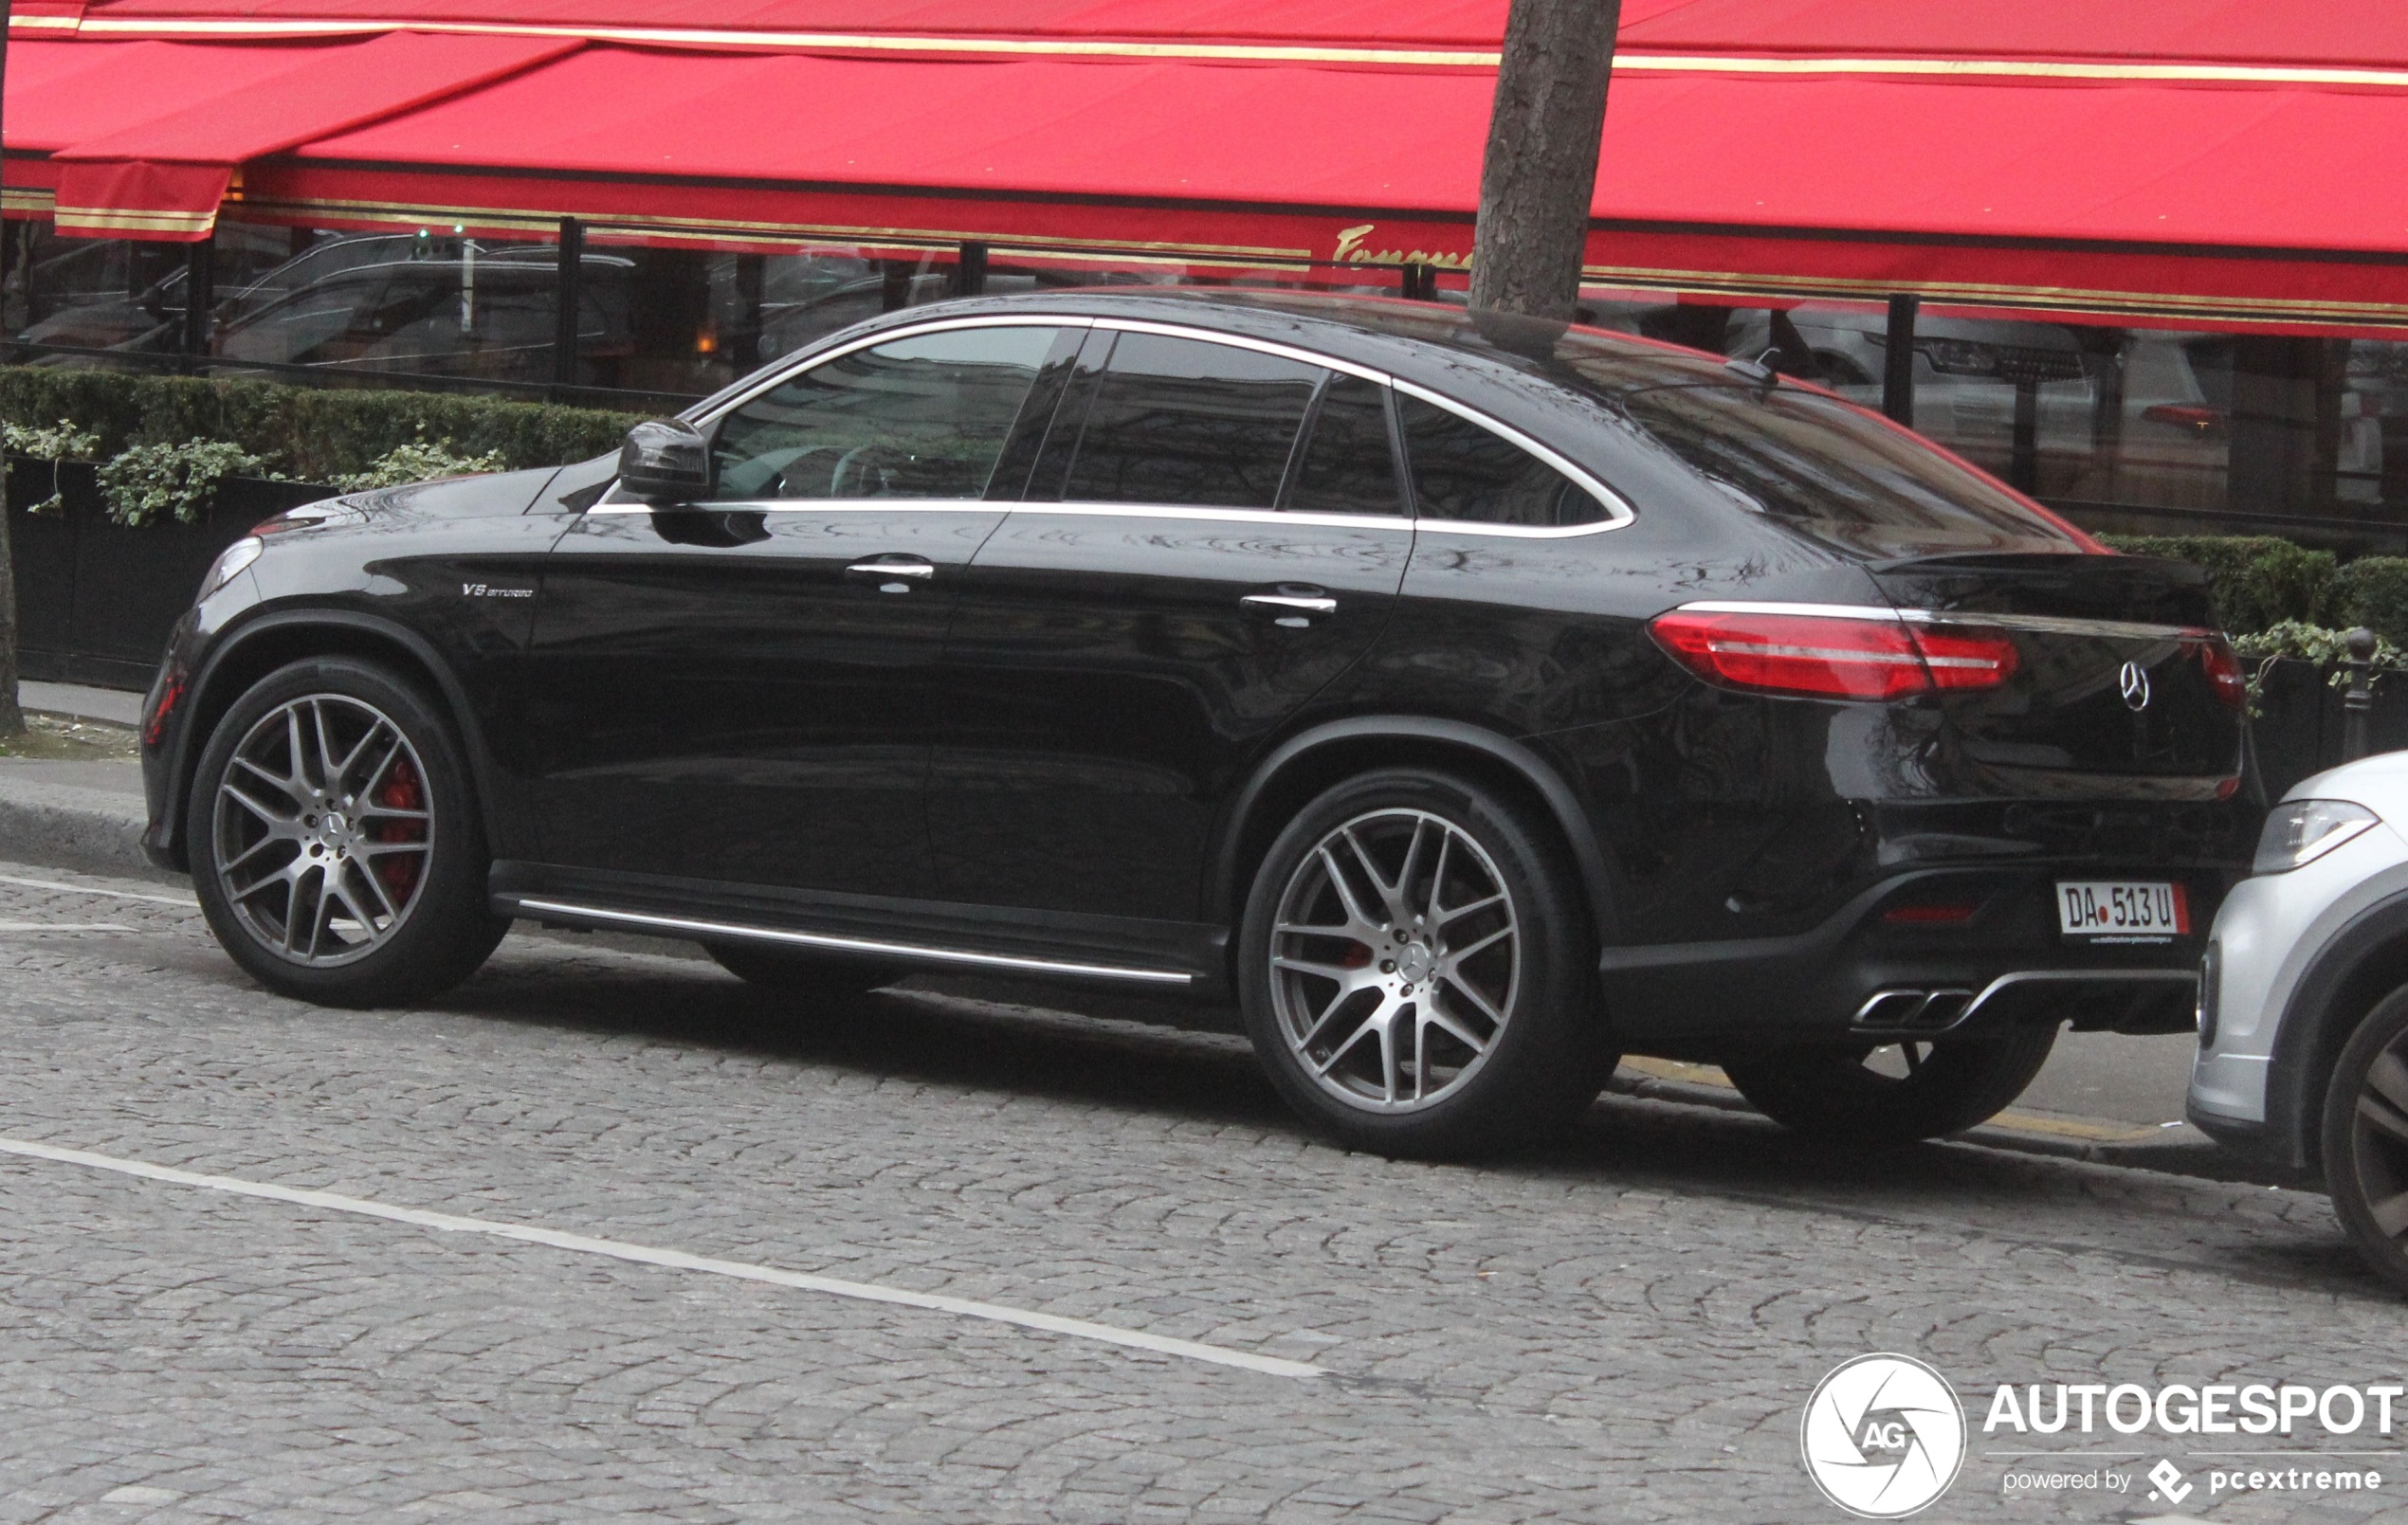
[489,862,1229,996]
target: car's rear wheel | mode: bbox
[2320,988,2408,1296]
[188,658,507,1007]
[1237,769,1608,1158]
[1723,1026,2058,1147]
[704,941,898,998]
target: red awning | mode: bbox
[12,0,2408,332]
[9,30,576,239]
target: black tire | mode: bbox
[187,657,507,1007]
[1723,1025,2058,1148]
[704,941,898,998]
[2320,987,2408,1296]
[1237,769,1607,1158]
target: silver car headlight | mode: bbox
[2253,799,2380,874]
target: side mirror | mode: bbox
[618,418,711,504]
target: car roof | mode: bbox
[683,284,1759,426]
[895,286,1742,396]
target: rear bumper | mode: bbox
[1598,862,2230,1060]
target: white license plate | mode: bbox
[2056,881,2191,939]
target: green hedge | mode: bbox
[2102,533,2408,649]
[0,367,642,484]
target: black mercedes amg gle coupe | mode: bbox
[139,290,2255,1156]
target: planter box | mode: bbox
[2249,655,2408,803]
[7,457,332,690]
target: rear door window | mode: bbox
[1063,332,1321,508]
[709,324,1062,500]
[1397,393,1610,528]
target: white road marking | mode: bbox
[0,874,193,908]
[0,1134,1325,1381]
[0,921,134,933]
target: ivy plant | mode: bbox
[328,434,510,493]
[95,438,278,528]
[3,417,100,514]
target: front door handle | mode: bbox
[846,555,935,592]
[1241,590,1338,626]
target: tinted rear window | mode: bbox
[1398,393,1608,528]
[1601,381,2086,559]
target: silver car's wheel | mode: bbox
[2324,989,2408,1295]
[211,694,433,967]
[1268,808,1521,1113]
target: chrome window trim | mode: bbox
[588,499,1408,531]
[990,500,1413,533]
[1673,599,2203,642]
[513,898,1195,986]
[1387,378,1633,536]
[585,499,1009,517]
[618,309,1637,536]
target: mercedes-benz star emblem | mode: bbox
[2119,661,2152,712]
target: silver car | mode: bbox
[2191,753,2408,1291]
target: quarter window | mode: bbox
[1397,392,1609,528]
[1282,373,1404,517]
[1064,332,1321,508]
[708,325,1061,500]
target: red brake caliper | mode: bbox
[374,755,425,901]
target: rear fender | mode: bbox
[1212,717,1620,948]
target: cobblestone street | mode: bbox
[0,861,2399,1524]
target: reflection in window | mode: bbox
[1607,383,2085,558]
[1398,393,1605,527]
[1283,373,1402,516]
[1065,333,1320,507]
[709,325,1059,500]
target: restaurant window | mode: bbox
[1588,297,2408,536]
[4,218,305,355]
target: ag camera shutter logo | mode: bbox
[1801,1354,1967,1517]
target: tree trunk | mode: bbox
[0,0,19,738]
[1468,0,1621,320]
[0,456,19,738]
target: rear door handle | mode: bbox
[847,555,935,591]
[1241,591,1338,622]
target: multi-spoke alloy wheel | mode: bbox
[189,659,506,1007]
[1239,770,1605,1157]
[2322,988,2408,1294]
[212,694,433,965]
[1269,808,1519,1112]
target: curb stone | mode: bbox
[0,776,176,884]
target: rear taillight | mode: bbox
[1649,609,2017,700]
[2194,635,2247,708]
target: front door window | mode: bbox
[709,324,1062,500]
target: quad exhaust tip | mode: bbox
[1850,970,2200,1037]
[1852,988,1975,1032]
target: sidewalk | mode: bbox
[1,681,155,881]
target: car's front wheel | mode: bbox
[2320,988,2408,1296]
[1723,1026,2057,1147]
[1237,769,1608,1158]
[188,657,507,1007]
